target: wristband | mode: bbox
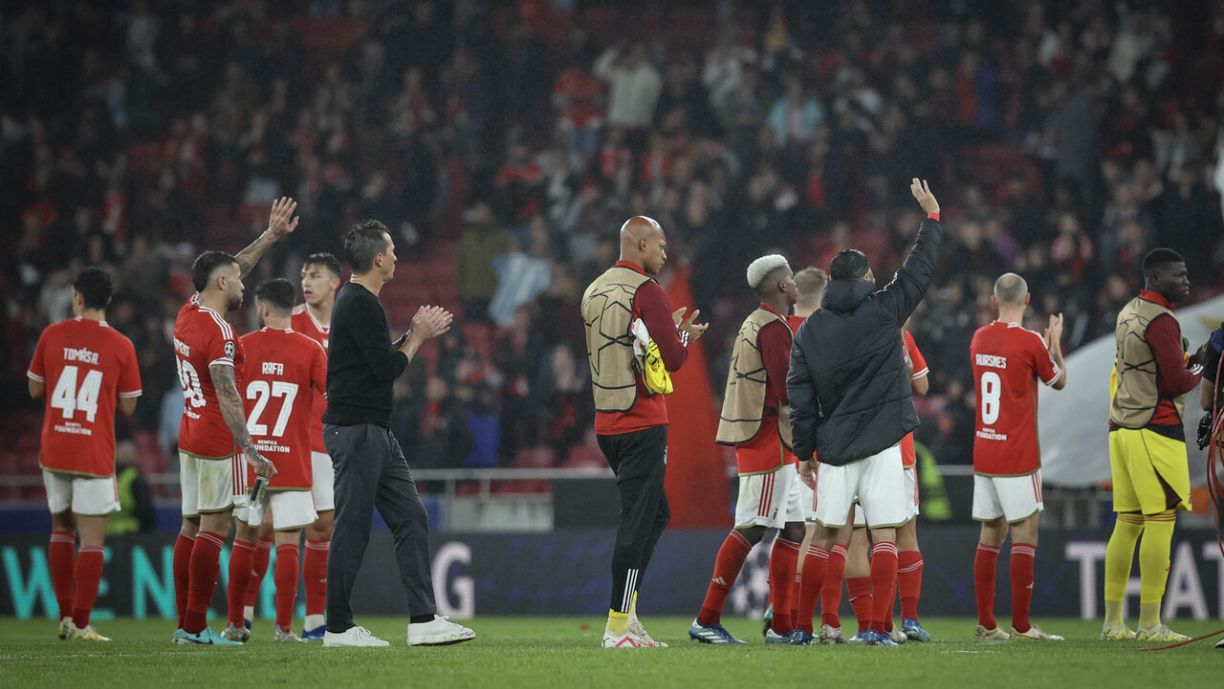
[927,212,941,222]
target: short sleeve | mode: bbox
[207,327,239,369]
[905,332,928,380]
[118,338,143,398]
[27,332,47,382]
[1031,332,1060,386]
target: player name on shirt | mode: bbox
[974,353,1007,369]
[63,347,100,365]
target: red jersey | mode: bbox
[174,298,245,459]
[28,318,142,477]
[970,321,1060,476]
[291,304,330,454]
[901,331,928,469]
[240,328,328,491]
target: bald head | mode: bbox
[993,272,1029,306]
[619,216,668,275]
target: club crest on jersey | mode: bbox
[225,341,236,358]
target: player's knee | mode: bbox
[781,522,806,543]
[736,525,767,545]
[50,511,75,532]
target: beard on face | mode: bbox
[227,293,243,311]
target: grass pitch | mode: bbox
[5,616,1221,689]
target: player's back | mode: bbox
[969,321,1060,476]
[30,318,141,477]
[174,299,244,459]
[240,328,327,490]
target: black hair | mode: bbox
[254,278,296,314]
[73,266,113,310]
[191,251,239,292]
[344,220,391,273]
[829,249,870,280]
[303,252,343,278]
[1141,248,1185,276]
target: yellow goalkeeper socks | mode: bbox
[1103,512,1144,625]
[1137,511,1176,629]
[607,610,629,634]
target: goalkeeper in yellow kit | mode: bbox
[1103,249,1203,642]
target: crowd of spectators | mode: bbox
[2,0,1223,476]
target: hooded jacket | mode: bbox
[787,218,943,465]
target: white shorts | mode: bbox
[180,452,246,517]
[311,451,335,512]
[236,490,317,531]
[812,445,908,529]
[735,465,805,528]
[43,471,119,516]
[972,471,1044,523]
[851,468,918,527]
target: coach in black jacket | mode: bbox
[786,179,942,644]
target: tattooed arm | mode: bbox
[209,363,276,477]
[234,197,300,278]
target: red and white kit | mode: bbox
[174,297,246,516]
[969,321,1060,522]
[28,318,142,515]
[291,304,334,512]
[236,327,328,530]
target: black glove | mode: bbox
[1197,412,1214,451]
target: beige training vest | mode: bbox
[582,266,653,413]
[1110,296,1186,428]
[716,307,794,449]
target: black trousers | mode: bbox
[324,423,437,633]
[597,425,670,613]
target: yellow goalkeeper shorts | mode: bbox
[1108,427,1191,514]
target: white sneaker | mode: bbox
[1011,624,1064,641]
[1215,635,1223,649]
[628,614,668,647]
[602,629,655,649]
[407,615,476,646]
[819,624,846,644]
[58,617,73,640]
[323,625,390,648]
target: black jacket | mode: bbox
[787,218,944,465]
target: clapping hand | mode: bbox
[673,307,709,342]
[409,305,454,342]
[1044,313,1064,349]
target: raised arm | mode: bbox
[234,197,300,277]
[209,364,275,478]
[878,179,944,323]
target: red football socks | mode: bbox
[768,538,800,634]
[172,532,195,629]
[227,539,255,628]
[797,545,828,635]
[847,575,873,633]
[696,530,753,626]
[71,544,104,629]
[869,541,899,633]
[48,531,76,621]
[822,545,847,628]
[275,544,300,631]
[975,543,1000,629]
[1010,543,1036,633]
[304,539,330,617]
[898,549,923,621]
[183,531,224,634]
[244,537,273,608]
